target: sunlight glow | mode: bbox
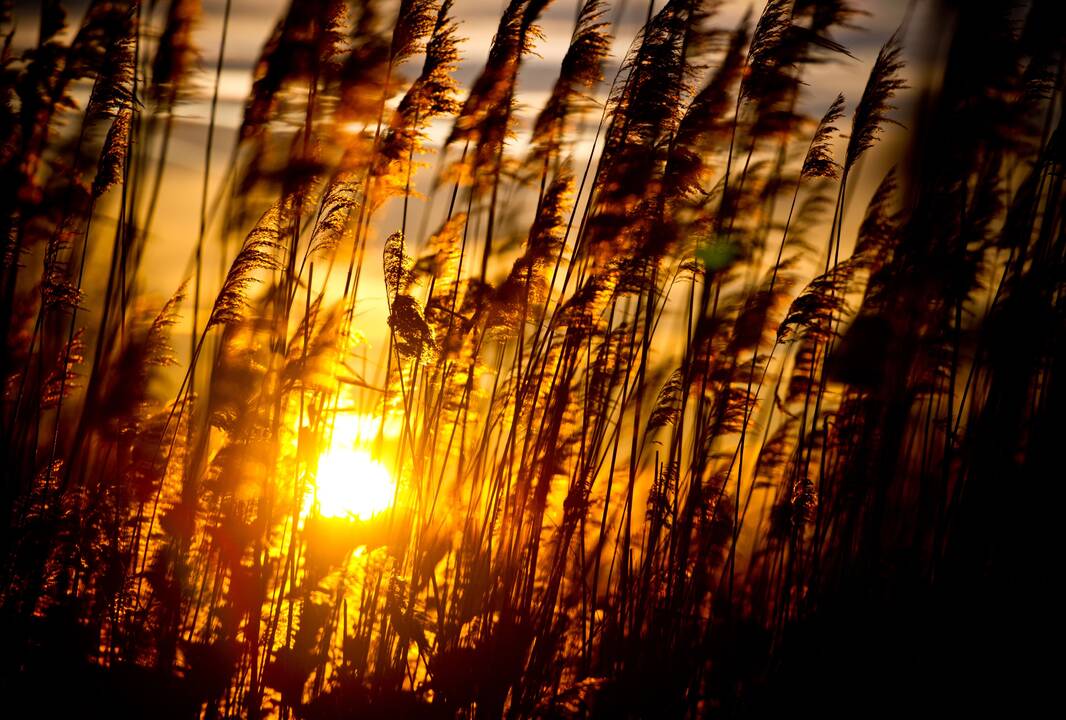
[308,414,395,521]
[313,448,395,521]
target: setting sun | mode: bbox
[310,446,395,521]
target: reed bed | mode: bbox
[0,0,1062,717]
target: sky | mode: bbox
[8,0,934,376]
[11,0,924,175]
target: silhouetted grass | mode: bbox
[0,0,1062,717]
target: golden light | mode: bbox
[307,413,396,521]
[312,448,395,520]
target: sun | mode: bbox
[312,448,395,521]
[308,414,396,521]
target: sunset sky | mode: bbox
[12,0,923,371]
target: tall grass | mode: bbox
[0,0,1062,717]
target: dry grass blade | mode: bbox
[844,31,906,172]
[801,92,846,179]
[208,204,284,328]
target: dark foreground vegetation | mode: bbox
[0,0,1062,716]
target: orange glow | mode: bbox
[307,414,395,521]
